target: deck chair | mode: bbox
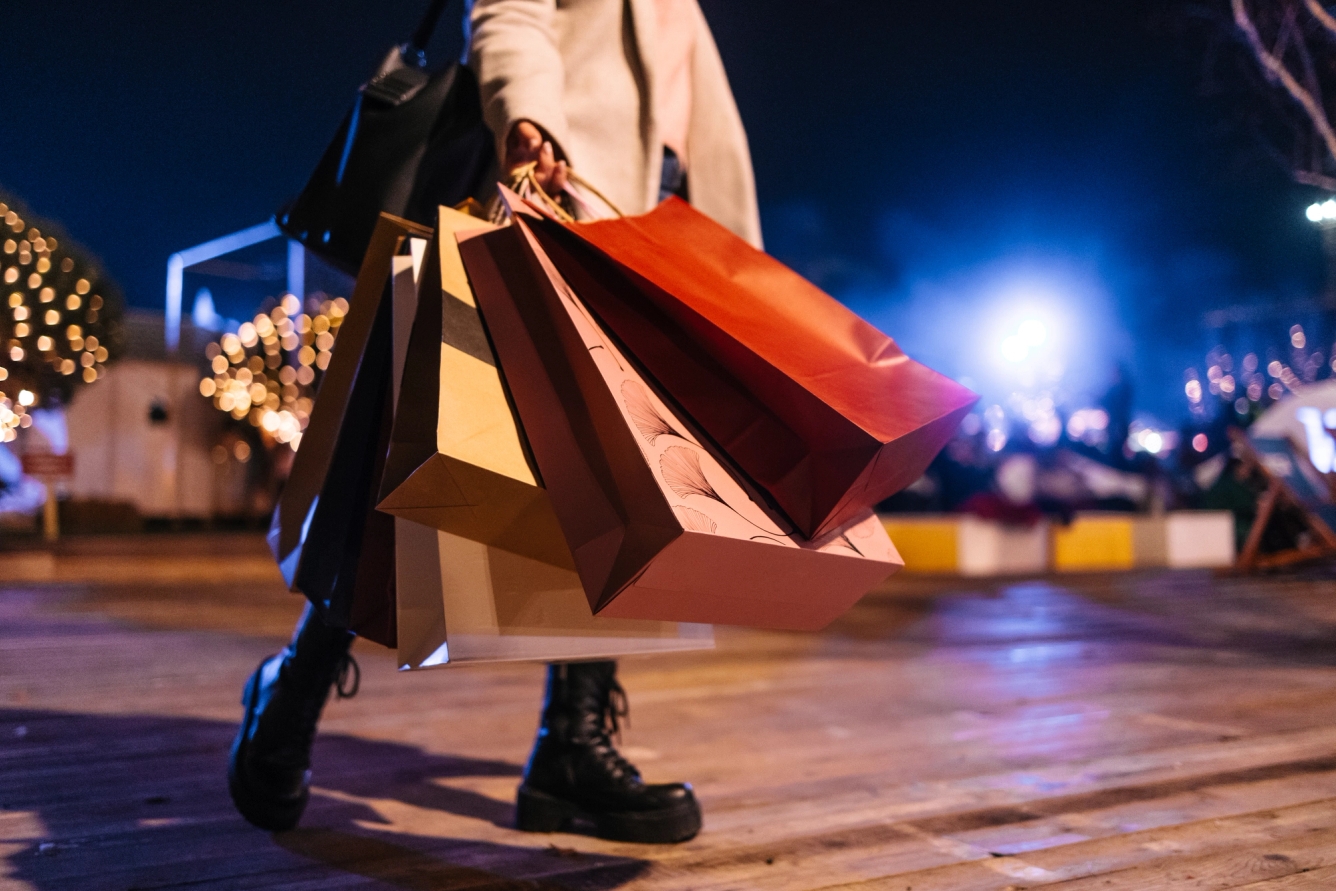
[1229,428,1336,571]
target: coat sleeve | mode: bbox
[686,3,762,249]
[469,0,573,167]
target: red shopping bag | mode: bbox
[526,199,978,539]
[455,203,902,631]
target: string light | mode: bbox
[0,193,121,412]
[199,292,348,451]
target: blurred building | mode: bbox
[40,311,253,529]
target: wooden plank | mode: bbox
[1231,864,1336,889]
[815,800,1336,891]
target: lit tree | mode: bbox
[0,190,124,442]
[199,292,349,451]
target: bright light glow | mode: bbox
[1001,336,1028,363]
[999,317,1051,364]
[1129,423,1175,456]
[1192,433,1208,453]
[1017,319,1046,346]
[1307,198,1336,222]
[17,389,34,406]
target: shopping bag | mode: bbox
[394,519,714,669]
[524,198,978,539]
[268,213,431,641]
[456,205,903,631]
[346,245,432,645]
[376,207,573,570]
[372,220,712,667]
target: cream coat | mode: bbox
[469,0,762,247]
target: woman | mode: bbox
[229,0,760,845]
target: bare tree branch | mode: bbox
[1234,0,1336,172]
[1293,168,1336,189]
[1289,7,1326,111]
[1303,0,1336,39]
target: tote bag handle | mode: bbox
[406,0,454,55]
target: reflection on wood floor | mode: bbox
[5,532,1336,889]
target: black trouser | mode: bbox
[660,147,688,203]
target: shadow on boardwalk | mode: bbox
[2,709,648,890]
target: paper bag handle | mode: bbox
[495,163,626,224]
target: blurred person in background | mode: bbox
[228,0,760,845]
[1100,362,1135,465]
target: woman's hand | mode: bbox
[505,120,569,194]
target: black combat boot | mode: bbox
[516,660,701,843]
[228,603,359,831]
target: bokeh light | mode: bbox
[0,198,118,409]
[199,292,348,450]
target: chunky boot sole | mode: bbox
[516,784,702,844]
[227,661,309,832]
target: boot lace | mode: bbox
[604,678,629,739]
[276,654,358,768]
[335,654,361,699]
[592,678,639,784]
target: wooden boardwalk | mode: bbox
[4,533,1336,890]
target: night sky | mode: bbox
[1,0,1325,419]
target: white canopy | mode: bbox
[1250,379,1336,472]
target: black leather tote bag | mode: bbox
[278,0,497,272]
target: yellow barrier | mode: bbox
[1051,516,1135,571]
[881,517,958,573]
[880,512,1232,575]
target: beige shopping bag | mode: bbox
[394,519,713,669]
[376,207,571,569]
